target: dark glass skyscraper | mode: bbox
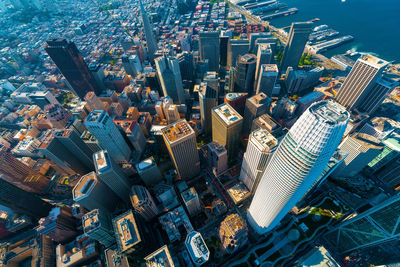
[0,179,52,219]
[45,39,102,99]
[280,22,312,71]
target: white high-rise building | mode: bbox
[254,44,273,90]
[336,55,389,112]
[84,110,131,163]
[248,101,349,234]
[239,129,278,192]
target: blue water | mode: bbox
[268,0,400,62]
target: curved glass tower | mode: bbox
[248,100,349,234]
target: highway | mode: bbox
[228,1,342,70]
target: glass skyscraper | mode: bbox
[248,100,349,234]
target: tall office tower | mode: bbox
[243,93,271,134]
[39,130,93,175]
[207,142,228,176]
[0,147,49,194]
[37,206,77,243]
[161,120,200,179]
[249,32,272,53]
[145,245,175,267]
[130,185,159,221]
[204,71,220,97]
[336,55,391,113]
[285,66,324,95]
[181,187,201,216]
[113,119,147,158]
[44,104,72,129]
[93,150,131,201]
[256,64,279,96]
[135,157,163,186]
[324,194,400,265]
[255,37,278,54]
[199,31,220,71]
[53,129,94,168]
[73,172,118,212]
[45,39,102,99]
[248,101,349,234]
[220,34,229,67]
[185,231,210,265]
[240,129,277,192]
[357,76,398,114]
[80,130,102,153]
[139,0,158,60]
[332,133,383,178]
[280,22,313,71]
[212,103,243,161]
[122,55,142,77]
[166,105,180,124]
[219,214,248,255]
[85,91,106,111]
[82,209,115,247]
[224,92,248,115]
[231,54,257,94]
[155,55,185,104]
[89,64,106,91]
[0,179,52,219]
[177,51,194,81]
[85,110,131,163]
[254,44,273,90]
[199,82,218,135]
[227,39,250,68]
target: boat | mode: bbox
[313,24,328,32]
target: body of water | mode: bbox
[266,0,400,62]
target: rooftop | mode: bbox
[225,93,247,101]
[213,103,242,126]
[359,54,389,68]
[136,157,156,171]
[251,129,278,152]
[227,184,251,204]
[113,210,141,253]
[309,101,349,125]
[86,110,106,123]
[145,245,175,267]
[73,172,98,201]
[248,93,271,106]
[161,119,194,144]
[82,209,101,233]
[352,133,383,149]
[261,64,279,73]
[93,150,111,173]
[158,206,193,243]
[181,187,198,202]
[185,231,209,265]
[208,142,227,154]
[220,213,247,237]
[238,54,257,64]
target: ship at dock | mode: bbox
[308,35,354,53]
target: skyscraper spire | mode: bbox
[139,0,158,61]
